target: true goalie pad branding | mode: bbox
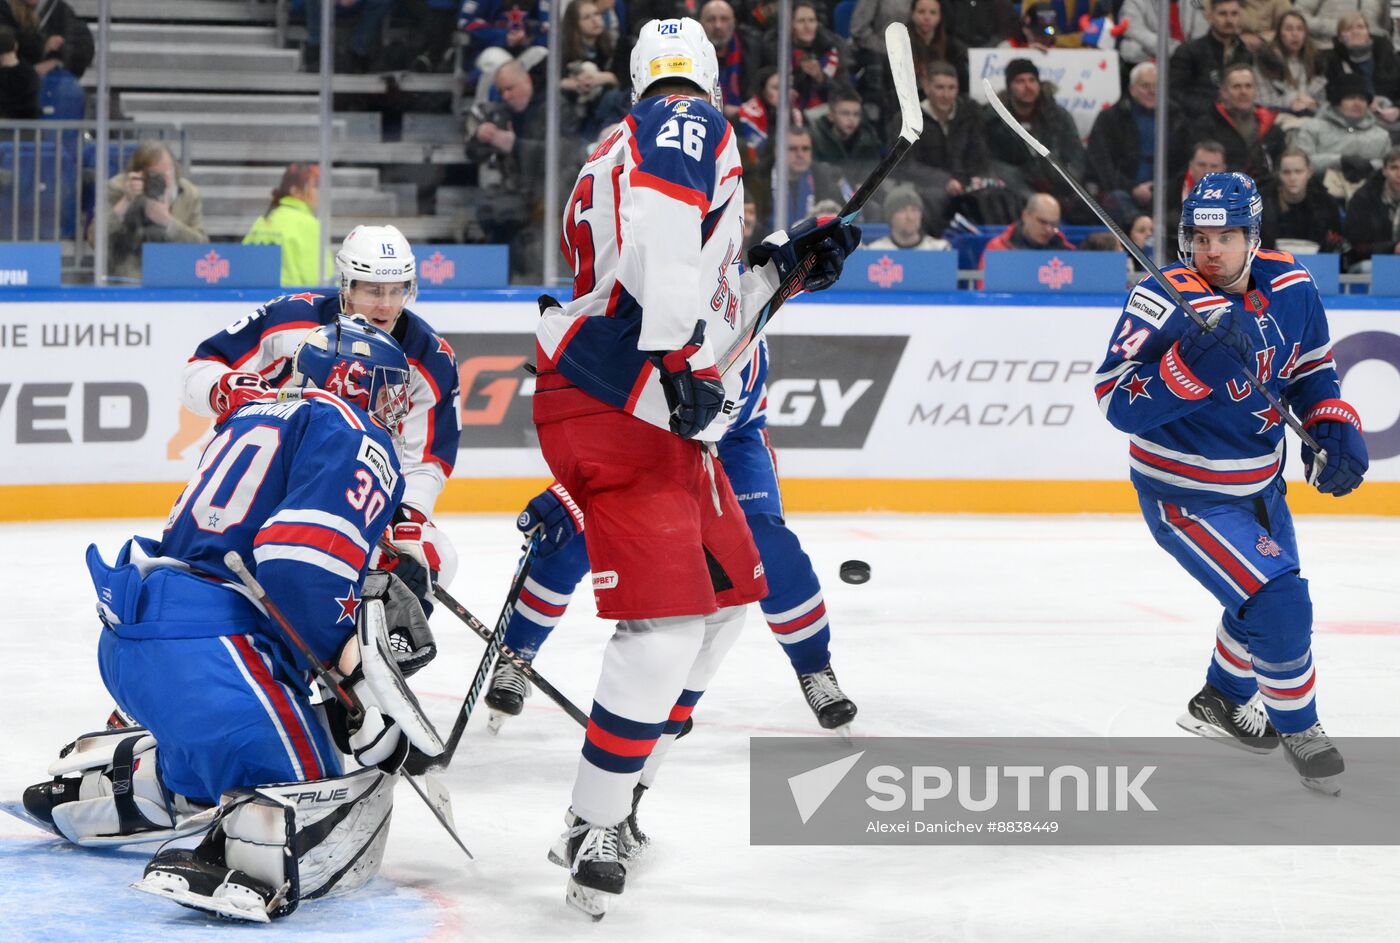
[357,437,398,492]
[1125,287,1171,328]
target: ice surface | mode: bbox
[2,514,1397,942]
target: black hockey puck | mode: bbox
[839,560,871,584]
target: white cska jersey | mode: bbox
[534,93,779,442]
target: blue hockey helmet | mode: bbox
[292,315,411,436]
[1178,171,1263,270]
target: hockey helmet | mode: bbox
[335,224,417,321]
[1178,171,1262,270]
[630,18,722,107]
[292,315,411,437]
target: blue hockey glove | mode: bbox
[1172,306,1253,391]
[748,215,863,294]
[1301,400,1368,497]
[516,483,584,558]
[654,320,726,439]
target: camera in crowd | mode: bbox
[464,100,513,166]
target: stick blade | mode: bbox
[981,77,1049,157]
[883,23,922,142]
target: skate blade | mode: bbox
[1176,713,1278,754]
[1299,776,1342,797]
[130,875,272,923]
[547,838,569,869]
[566,878,617,921]
[832,723,855,741]
[486,710,508,736]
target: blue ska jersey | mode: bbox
[156,391,405,675]
[181,292,460,515]
[1093,251,1341,502]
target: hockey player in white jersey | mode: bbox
[531,17,860,918]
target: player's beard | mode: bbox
[1197,256,1249,293]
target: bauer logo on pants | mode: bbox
[750,737,1400,845]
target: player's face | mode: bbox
[1191,227,1249,286]
[346,281,410,332]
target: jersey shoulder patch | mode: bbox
[356,435,399,493]
[1124,282,1173,328]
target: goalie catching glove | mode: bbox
[748,215,862,294]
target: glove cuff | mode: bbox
[546,481,586,532]
[1161,341,1212,400]
[1302,399,1363,433]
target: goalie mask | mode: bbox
[292,316,411,438]
[1178,171,1262,272]
[630,17,722,107]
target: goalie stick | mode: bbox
[717,21,923,382]
[224,552,472,860]
[980,78,1328,481]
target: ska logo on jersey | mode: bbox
[1255,534,1282,558]
[1123,374,1152,403]
[336,586,361,624]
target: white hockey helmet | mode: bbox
[336,224,417,322]
[630,18,722,107]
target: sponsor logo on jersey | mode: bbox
[593,570,619,590]
[420,251,456,286]
[1037,257,1074,290]
[1256,534,1282,557]
[868,255,904,289]
[1125,287,1170,327]
[357,437,399,492]
[196,250,230,285]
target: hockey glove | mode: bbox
[654,320,726,439]
[748,215,863,294]
[210,371,272,423]
[1171,306,1254,392]
[361,570,437,676]
[1301,399,1369,497]
[517,482,584,558]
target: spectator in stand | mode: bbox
[1002,1,1059,51]
[983,58,1087,216]
[560,0,630,137]
[753,124,843,228]
[1169,0,1253,122]
[1343,147,1400,270]
[866,185,950,250]
[1119,0,1210,67]
[1166,139,1227,235]
[1087,61,1164,227]
[1260,146,1345,255]
[978,192,1073,269]
[1187,61,1284,188]
[809,84,882,178]
[0,0,90,81]
[95,141,206,283]
[1237,0,1292,53]
[1128,211,1154,252]
[0,25,39,118]
[907,0,967,94]
[907,61,1012,228]
[1254,9,1326,127]
[1296,0,1393,50]
[946,0,1018,49]
[767,0,849,109]
[457,0,548,76]
[592,0,626,42]
[737,66,805,165]
[303,0,395,72]
[242,163,331,287]
[1294,73,1392,188]
[702,0,762,121]
[1324,11,1400,122]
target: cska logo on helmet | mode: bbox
[326,359,371,408]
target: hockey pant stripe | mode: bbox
[222,635,325,781]
[582,701,666,774]
[1256,661,1317,713]
[1213,622,1254,677]
[1160,503,1267,600]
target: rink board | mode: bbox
[0,289,1397,519]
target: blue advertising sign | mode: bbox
[1368,255,1400,296]
[983,250,1129,294]
[832,249,957,293]
[1296,253,1340,296]
[142,244,282,288]
[0,243,61,288]
[414,245,511,289]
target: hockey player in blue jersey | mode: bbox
[181,224,462,591]
[1093,172,1369,794]
[483,336,857,746]
[20,317,443,921]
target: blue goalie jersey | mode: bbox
[1092,250,1342,503]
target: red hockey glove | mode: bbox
[210,371,273,423]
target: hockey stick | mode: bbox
[224,552,472,860]
[717,22,923,381]
[980,78,1327,479]
[394,530,590,776]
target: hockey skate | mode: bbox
[484,657,531,734]
[132,829,289,923]
[798,665,858,735]
[1176,683,1279,754]
[1280,723,1345,796]
[549,812,625,920]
